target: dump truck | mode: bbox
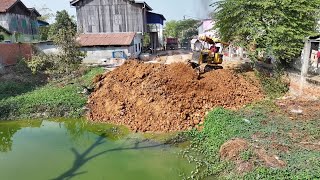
[166,38,179,50]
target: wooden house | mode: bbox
[71,0,166,59]
[70,0,151,34]
[0,0,40,42]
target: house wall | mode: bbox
[80,34,142,64]
[0,43,33,66]
[133,33,142,55]
[35,41,59,54]
[147,24,164,49]
[198,20,216,37]
[74,0,146,34]
[292,41,320,75]
[81,46,131,64]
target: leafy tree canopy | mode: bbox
[49,10,77,39]
[164,19,200,43]
[37,5,54,41]
[213,0,320,63]
[29,10,85,76]
[37,5,55,22]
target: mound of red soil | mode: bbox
[87,61,264,132]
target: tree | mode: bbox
[164,19,200,45]
[49,10,84,75]
[38,26,50,41]
[164,20,179,38]
[37,6,54,22]
[213,0,320,63]
[29,10,85,76]
[49,10,77,39]
[37,5,54,41]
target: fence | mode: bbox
[0,43,33,66]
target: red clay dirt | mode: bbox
[87,61,264,132]
[219,138,249,161]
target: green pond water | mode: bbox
[0,119,194,180]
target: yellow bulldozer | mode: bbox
[193,36,229,73]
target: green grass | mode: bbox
[0,67,105,120]
[182,101,320,179]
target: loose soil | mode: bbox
[219,138,286,173]
[219,138,249,161]
[276,98,320,120]
[87,61,264,132]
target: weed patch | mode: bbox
[0,67,104,120]
[182,101,320,179]
[256,71,289,98]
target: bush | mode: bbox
[256,71,289,98]
[12,57,32,74]
[27,54,55,74]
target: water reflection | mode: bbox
[0,119,128,153]
[0,121,42,152]
[52,134,168,180]
[0,119,194,180]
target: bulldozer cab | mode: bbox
[198,36,225,66]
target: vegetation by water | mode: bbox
[0,118,129,153]
[181,101,320,179]
[0,67,104,120]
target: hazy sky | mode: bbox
[21,0,214,22]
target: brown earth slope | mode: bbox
[87,61,264,132]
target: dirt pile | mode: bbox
[87,61,264,132]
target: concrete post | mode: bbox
[239,47,244,59]
[228,44,232,59]
[301,40,311,77]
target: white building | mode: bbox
[78,32,143,64]
[198,19,217,38]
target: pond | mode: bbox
[0,119,194,180]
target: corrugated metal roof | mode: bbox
[0,0,17,12]
[78,33,136,47]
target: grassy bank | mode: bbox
[0,67,104,120]
[182,101,320,179]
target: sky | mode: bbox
[21,0,214,22]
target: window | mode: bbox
[135,44,138,52]
[22,19,27,29]
[138,43,141,52]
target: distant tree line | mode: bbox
[164,19,200,45]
